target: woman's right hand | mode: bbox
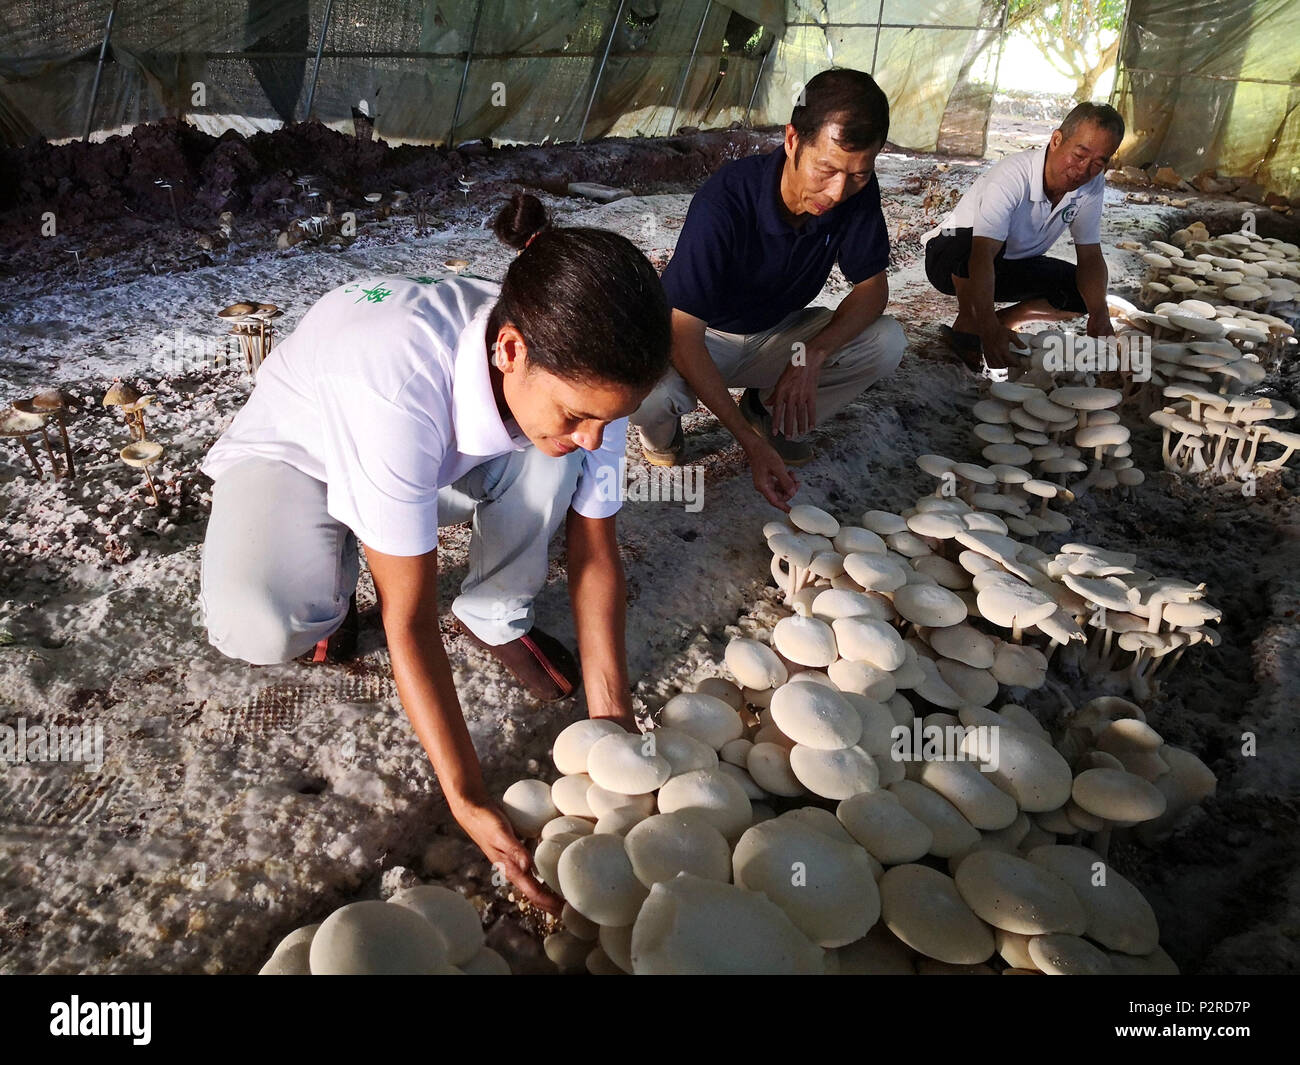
[450,793,563,916]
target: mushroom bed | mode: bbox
[1,128,1299,975]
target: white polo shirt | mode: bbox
[925,146,1105,260]
[202,275,627,557]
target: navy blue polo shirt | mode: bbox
[660,147,890,334]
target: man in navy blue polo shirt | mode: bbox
[630,67,906,509]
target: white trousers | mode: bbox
[630,307,906,450]
[199,447,583,664]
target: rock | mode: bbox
[953,850,1087,936]
[630,874,824,974]
[732,818,880,947]
[1193,170,1228,194]
[1237,181,1267,205]
[879,864,995,964]
[1120,165,1151,186]
[1152,166,1183,189]
[388,885,485,965]
[556,833,649,927]
[308,901,450,974]
[378,865,421,899]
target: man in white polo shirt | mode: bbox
[923,102,1125,368]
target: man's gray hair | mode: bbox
[1059,101,1125,147]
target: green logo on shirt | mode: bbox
[344,282,395,303]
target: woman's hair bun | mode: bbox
[493,191,549,250]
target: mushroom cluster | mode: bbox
[1150,386,1299,481]
[103,380,165,507]
[1118,225,1298,365]
[964,373,1139,515]
[499,669,1192,973]
[258,884,511,975]
[217,301,283,374]
[3,390,75,480]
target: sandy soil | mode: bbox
[1,124,1297,975]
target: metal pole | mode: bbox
[83,1,119,142]
[449,0,486,146]
[669,0,712,136]
[577,0,627,145]
[1109,0,1134,108]
[304,0,335,122]
[745,40,773,127]
[869,0,885,75]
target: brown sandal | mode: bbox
[454,619,581,701]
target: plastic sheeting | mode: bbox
[1112,0,1300,199]
[0,0,1007,153]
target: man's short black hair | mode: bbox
[1059,101,1125,148]
[790,68,890,157]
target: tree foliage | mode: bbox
[1008,0,1127,102]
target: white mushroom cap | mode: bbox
[893,583,968,627]
[888,780,980,857]
[733,818,880,947]
[502,779,560,838]
[542,815,596,840]
[769,681,863,750]
[1071,768,1168,822]
[309,901,450,975]
[832,525,887,555]
[551,773,598,818]
[959,727,1072,812]
[772,614,838,667]
[557,833,649,926]
[694,676,744,710]
[953,850,1086,936]
[811,588,888,621]
[788,503,840,537]
[746,741,805,796]
[919,759,1019,830]
[860,509,909,535]
[654,768,753,842]
[629,874,825,975]
[927,623,996,668]
[725,637,789,691]
[623,812,732,888]
[831,616,906,670]
[649,726,720,776]
[660,692,745,750]
[587,732,673,795]
[843,552,910,592]
[388,884,485,966]
[975,581,1057,631]
[788,743,880,799]
[837,790,933,864]
[1028,933,1114,975]
[1026,844,1159,954]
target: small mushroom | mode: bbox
[120,440,164,507]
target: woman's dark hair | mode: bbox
[790,68,890,158]
[488,191,671,392]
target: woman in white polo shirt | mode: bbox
[199,193,670,910]
[923,101,1124,368]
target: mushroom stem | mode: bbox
[17,434,44,478]
[38,426,60,478]
[142,466,161,508]
[1092,827,1112,861]
[1010,621,1023,643]
[53,413,75,479]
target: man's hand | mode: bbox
[744,435,799,511]
[450,793,562,915]
[981,322,1021,369]
[767,357,823,440]
[1086,311,1115,338]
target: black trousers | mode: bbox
[925,227,1087,313]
